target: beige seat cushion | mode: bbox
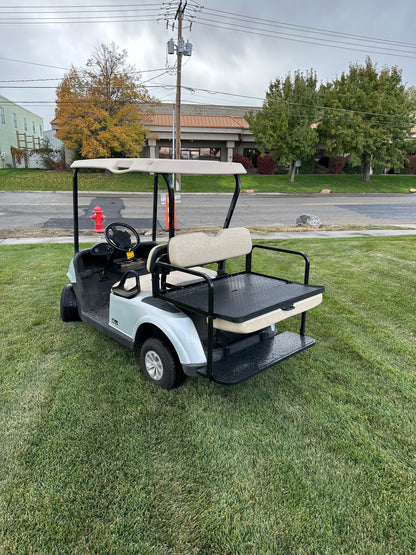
[212,294,323,334]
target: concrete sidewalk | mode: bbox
[1,228,416,245]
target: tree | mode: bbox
[246,70,319,182]
[318,58,414,181]
[55,43,155,159]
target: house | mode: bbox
[142,103,261,162]
[0,94,44,168]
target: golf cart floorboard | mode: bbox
[210,331,315,385]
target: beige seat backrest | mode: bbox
[146,244,168,273]
[168,227,252,268]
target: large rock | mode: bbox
[296,214,323,228]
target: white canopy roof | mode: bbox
[71,158,246,175]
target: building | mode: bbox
[51,103,261,164]
[0,94,44,168]
[142,103,261,162]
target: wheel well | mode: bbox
[135,324,179,364]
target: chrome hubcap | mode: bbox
[145,350,163,380]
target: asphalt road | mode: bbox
[1,190,415,231]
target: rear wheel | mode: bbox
[140,337,185,390]
[60,284,80,322]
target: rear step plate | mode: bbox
[211,331,315,385]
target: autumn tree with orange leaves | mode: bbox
[55,43,155,159]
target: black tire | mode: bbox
[140,337,186,390]
[60,284,80,322]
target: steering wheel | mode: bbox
[105,222,140,252]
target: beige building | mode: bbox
[52,103,261,164]
[142,103,260,162]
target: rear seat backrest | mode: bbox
[146,244,168,272]
[168,227,252,268]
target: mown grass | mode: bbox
[1,168,415,193]
[0,237,415,553]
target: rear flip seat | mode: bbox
[162,227,323,334]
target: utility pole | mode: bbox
[167,1,192,191]
[174,1,185,165]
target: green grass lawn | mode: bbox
[1,167,415,193]
[1,237,415,553]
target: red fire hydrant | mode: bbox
[91,205,105,233]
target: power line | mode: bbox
[0,2,167,24]
[0,56,68,70]
[0,2,162,7]
[200,7,416,50]
[0,6,161,12]
[0,68,176,86]
[3,97,410,128]
[194,16,416,55]
[0,17,161,24]
[0,67,175,82]
[146,82,411,119]
[2,76,409,121]
[187,14,416,59]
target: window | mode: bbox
[199,148,221,160]
[159,146,221,160]
[13,113,17,128]
[0,107,5,124]
[32,121,36,134]
[24,117,27,131]
[159,147,171,159]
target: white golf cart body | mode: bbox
[62,158,324,388]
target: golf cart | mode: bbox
[60,158,324,389]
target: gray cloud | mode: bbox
[1,0,415,127]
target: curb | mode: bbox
[2,229,416,246]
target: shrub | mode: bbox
[232,153,254,170]
[257,155,275,174]
[315,164,329,174]
[317,155,329,168]
[39,139,69,171]
[299,156,315,174]
[343,162,362,174]
[372,162,387,175]
[328,155,347,174]
[406,155,416,174]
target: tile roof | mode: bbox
[144,113,250,129]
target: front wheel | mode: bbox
[60,284,80,322]
[140,337,185,390]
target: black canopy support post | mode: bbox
[72,168,79,255]
[161,173,176,239]
[223,174,241,229]
[300,254,309,336]
[218,173,241,273]
[152,173,159,242]
[300,255,310,336]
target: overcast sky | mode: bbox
[1,0,415,129]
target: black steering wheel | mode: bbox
[105,222,140,252]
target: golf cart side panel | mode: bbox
[108,294,207,366]
[67,259,76,283]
